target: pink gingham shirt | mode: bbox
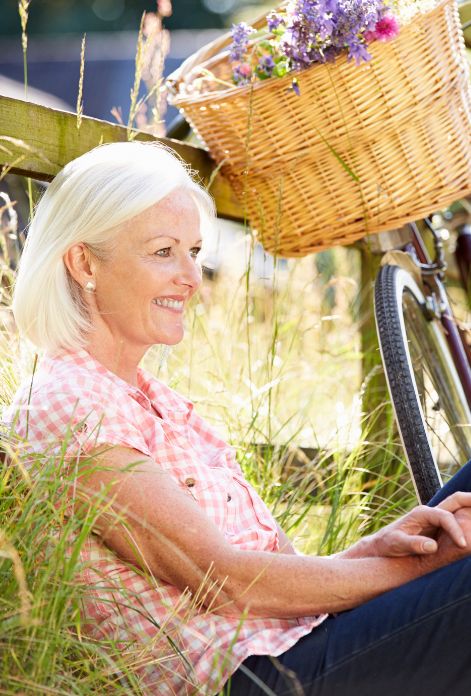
[5,349,326,694]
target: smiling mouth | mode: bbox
[152,298,184,310]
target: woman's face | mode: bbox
[92,189,203,353]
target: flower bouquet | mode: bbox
[230,1,401,86]
[167,0,471,257]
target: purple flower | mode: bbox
[256,54,275,78]
[348,40,372,65]
[229,0,390,86]
[230,21,256,62]
[324,0,338,12]
[280,0,386,68]
[267,11,285,32]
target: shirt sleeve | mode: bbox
[10,380,152,459]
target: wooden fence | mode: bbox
[0,94,241,220]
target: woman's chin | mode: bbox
[156,331,184,347]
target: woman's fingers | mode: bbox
[405,535,437,555]
[410,506,466,548]
[385,530,437,556]
[436,491,471,513]
[371,497,471,559]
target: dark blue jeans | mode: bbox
[225,462,471,695]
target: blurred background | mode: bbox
[0,0,271,126]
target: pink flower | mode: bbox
[238,63,252,77]
[232,62,253,85]
[366,12,400,43]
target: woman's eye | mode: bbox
[154,247,171,257]
[153,246,201,259]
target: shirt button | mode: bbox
[185,477,196,487]
[227,494,232,502]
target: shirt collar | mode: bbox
[45,348,191,420]
[137,367,193,423]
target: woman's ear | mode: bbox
[63,243,96,289]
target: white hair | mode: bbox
[12,140,216,353]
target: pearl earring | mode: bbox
[84,281,96,293]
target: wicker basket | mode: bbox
[167,0,471,257]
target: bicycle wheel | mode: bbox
[374,264,471,503]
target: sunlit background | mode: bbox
[0,1,273,124]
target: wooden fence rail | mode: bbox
[0,95,242,220]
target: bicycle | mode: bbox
[374,210,471,504]
[372,0,471,504]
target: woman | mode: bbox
[5,141,471,696]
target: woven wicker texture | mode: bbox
[168,0,471,257]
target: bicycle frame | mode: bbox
[402,221,471,409]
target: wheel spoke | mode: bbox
[404,292,471,479]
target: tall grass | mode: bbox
[0,438,149,694]
[76,35,86,130]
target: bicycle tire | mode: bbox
[374,264,471,503]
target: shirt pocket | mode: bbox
[172,460,232,532]
[231,473,278,535]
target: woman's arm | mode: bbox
[73,446,471,619]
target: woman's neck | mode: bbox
[84,335,148,387]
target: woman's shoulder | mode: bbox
[5,351,136,432]
[11,353,125,408]
[4,353,154,455]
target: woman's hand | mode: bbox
[342,492,471,560]
[420,493,471,571]
[369,503,466,557]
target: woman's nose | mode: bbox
[177,253,202,290]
